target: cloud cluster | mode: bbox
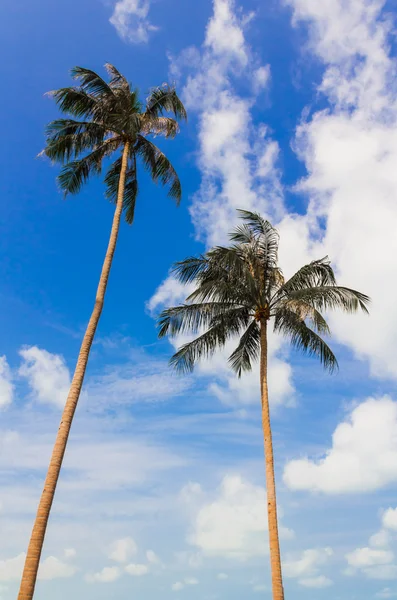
[284,396,397,494]
[283,0,397,379]
[283,547,333,588]
[345,506,397,580]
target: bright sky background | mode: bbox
[1,0,397,598]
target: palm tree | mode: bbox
[18,64,186,600]
[158,210,369,600]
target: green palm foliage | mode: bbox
[158,209,370,599]
[159,210,369,374]
[43,63,186,222]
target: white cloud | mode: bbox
[0,356,13,409]
[217,572,228,580]
[282,0,397,379]
[38,556,77,580]
[19,346,70,408]
[345,507,397,580]
[185,474,292,559]
[299,575,333,588]
[284,396,397,494]
[124,563,149,576]
[184,577,199,585]
[172,581,184,591]
[109,0,157,44]
[0,553,25,582]
[0,553,76,582]
[86,360,191,406]
[283,547,333,583]
[346,548,394,569]
[146,550,160,564]
[204,0,248,65]
[376,588,397,598]
[64,548,76,559]
[86,566,121,583]
[383,509,397,532]
[108,537,137,563]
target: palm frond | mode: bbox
[276,298,330,334]
[142,116,180,138]
[276,258,337,297]
[43,119,107,162]
[104,63,130,92]
[48,87,98,118]
[274,309,338,372]
[228,320,260,377]
[168,308,249,373]
[135,135,181,202]
[145,85,187,120]
[104,155,138,224]
[285,286,370,314]
[70,66,114,98]
[57,139,121,196]
[158,302,243,338]
[172,256,209,284]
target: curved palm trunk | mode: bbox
[18,141,130,600]
[260,320,284,600]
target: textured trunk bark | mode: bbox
[17,141,130,600]
[260,320,285,600]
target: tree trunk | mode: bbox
[260,320,284,600]
[17,141,130,600]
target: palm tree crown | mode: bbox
[43,63,187,223]
[158,210,370,373]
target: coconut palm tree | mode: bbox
[18,64,186,600]
[158,210,369,600]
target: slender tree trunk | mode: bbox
[260,320,284,600]
[17,141,130,600]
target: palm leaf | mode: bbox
[70,66,114,98]
[286,286,370,314]
[228,320,260,376]
[48,87,98,118]
[168,307,250,373]
[104,156,138,224]
[145,85,187,120]
[274,308,338,372]
[135,135,181,202]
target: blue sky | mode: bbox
[1,0,397,598]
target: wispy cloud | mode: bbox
[109,0,158,44]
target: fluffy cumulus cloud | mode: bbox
[184,474,292,559]
[86,566,121,583]
[18,346,71,408]
[0,552,76,582]
[283,547,333,588]
[108,537,137,563]
[124,563,149,576]
[282,0,397,379]
[149,1,294,408]
[174,0,282,247]
[345,505,397,580]
[0,356,13,409]
[283,396,397,494]
[109,0,157,44]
